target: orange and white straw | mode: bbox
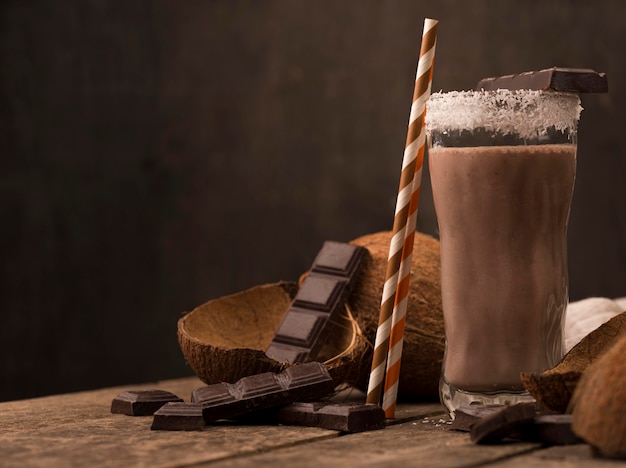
[366,18,438,417]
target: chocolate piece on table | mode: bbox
[110,389,183,416]
[517,413,582,445]
[475,67,608,93]
[470,403,536,444]
[193,362,335,423]
[450,405,506,432]
[151,402,205,431]
[276,402,386,433]
[266,241,366,364]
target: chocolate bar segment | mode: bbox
[475,67,608,93]
[517,414,581,445]
[310,241,367,291]
[191,383,238,405]
[111,389,183,416]
[266,241,366,364]
[151,402,205,431]
[470,403,536,444]
[455,405,581,446]
[194,362,335,423]
[450,405,505,432]
[271,310,327,348]
[276,402,386,433]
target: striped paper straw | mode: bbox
[381,18,438,418]
[366,17,438,411]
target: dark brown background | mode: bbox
[1,0,625,402]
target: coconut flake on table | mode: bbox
[426,89,582,140]
[564,297,626,353]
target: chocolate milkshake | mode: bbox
[426,90,581,413]
[430,144,576,390]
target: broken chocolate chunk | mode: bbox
[450,405,506,432]
[518,413,582,445]
[151,402,205,431]
[111,389,183,416]
[470,403,536,444]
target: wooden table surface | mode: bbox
[1,376,624,467]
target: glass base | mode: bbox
[440,376,535,418]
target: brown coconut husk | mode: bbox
[570,331,626,458]
[177,281,369,388]
[521,310,626,413]
[348,231,444,399]
[178,230,444,399]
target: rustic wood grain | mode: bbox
[3,377,622,467]
[494,444,620,467]
[0,377,437,467]
[212,414,542,467]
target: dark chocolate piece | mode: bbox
[110,389,183,416]
[470,403,536,444]
[276,402,386,433]
[193,362,335,423]
[517,413,581,445]
[151,402,205,431]
[454,405,580,446]
[475,67,608,93]
[450,405,506,432]
[266,241,366,364]
[310,241,366,291]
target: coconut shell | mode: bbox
[177,230,443,399]
[571,332,626,457]
[521,311,626,413]
[348,231,444,399]
[177,281,368,388]
[520,371,582,413]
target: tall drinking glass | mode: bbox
[426,90,581,414]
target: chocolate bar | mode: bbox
[111,389,183,416]
[151,402,205,431]
[266,241,366,364]
[470,403,536,444]
[193,362,335,423]
[276,402,386,433]
[475,67,608,93]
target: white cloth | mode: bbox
[564,297,626,353]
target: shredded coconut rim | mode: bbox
[426,90,582,140]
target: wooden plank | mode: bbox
[492,444,626,467]
[0,377,445,467]
[212,412,544,467]
[0,377,333,467]
[6,377,619,467]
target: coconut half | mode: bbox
[177,281,368,388]
[177,231,445,399]
[348,231,444,399]
[521,311,626,413]
[571,332,626,457]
